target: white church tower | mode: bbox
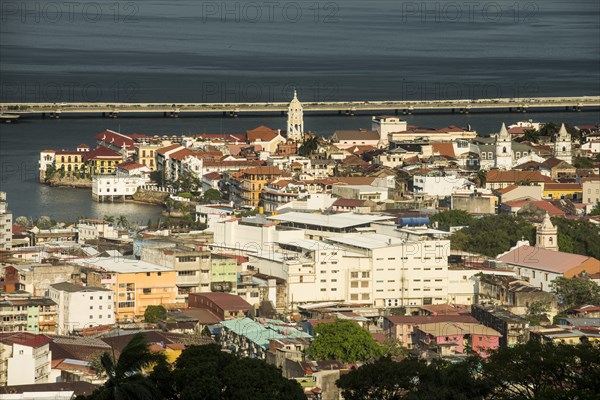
[536,212,558,251]
[287,90,304,142]
[553,123,573,165]
[494,122,513,170]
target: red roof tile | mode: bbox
[0,332,52,348]
[84,147,122,160]
[95,130,134,151]
[247,125,279,142]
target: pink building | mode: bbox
[414,322,500,358]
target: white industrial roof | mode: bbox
[327,233,404,249]
[277,239,336,251]
[71,257,173,274]
[268,212,393,229]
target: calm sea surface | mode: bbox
[0,0,599,221]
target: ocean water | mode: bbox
[0,0,598,221]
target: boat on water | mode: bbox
[0,114,20,123]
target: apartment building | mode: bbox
[0,297,57,334]
[48,282,115,334]
[234,166,284,208]
[70,257,176,322]
[0,332,52,386]
[140,245,212,302]
[77,218,119,242]
[0,192,12,251]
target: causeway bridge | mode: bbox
[1,96,599,119]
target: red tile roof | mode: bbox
[431,142,456,158]
[544,183,582,191]
[385,315,478,325]
[486,170,550,183]
[203,172,222,180]
[503,199,566,215]
[191,292,251,311]
[0,332,52,348]
[95,130,134,151]
[247,125,279,142]
[157,144,184,155]
[117,161,146,171]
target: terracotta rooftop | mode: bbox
[486,170,550,183]
[498,245,599,274]
[247,125,279,142]
[190,292,251,312]
[0,332,52,348]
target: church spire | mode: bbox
[287,90,304,142]
[536,211,558,251]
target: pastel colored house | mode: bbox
[414,322,501,358]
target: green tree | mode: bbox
[449,214,535,257]
[552,217,600,259]
[116,215,129,229]
[14,216,31,227]
[573,156,594,169]
[173,171,201,193]
[588,202,600,216]
[483,341,600,400]
[430,210,474,231]
[103,215,115,223]
[306,320,381,363]
[83,333,165,400]
[337,356,489,400]
[34,215,55,229]
[149,170,165,187]
[551,276,600,309]
[157,343,305,400]
[202,188,222,203]
[526,301,551,326]
[476,169,487,187]
[298,136,319,156]
[144,305,167,323]
[146,218,153,229]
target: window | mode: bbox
[143,288,151,294]
[351,272,359,279]
[362,272,370,278]
[89,315,93,319]
[90,306,93,310]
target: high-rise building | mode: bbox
[0,192,13,251]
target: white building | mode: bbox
[0,192,12,251]
[0,333,52,386]
[287,90,304,142]
[553,123,573,165]
[38,150,56,182]
[372,115,408,147]
[77,218,119,243]
[495,123,513,170]
[331,185,389,202]
[412,174,474,197]
[583,177,600,206]
[92,175,150,202]
[48,282,115,334]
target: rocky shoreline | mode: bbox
[45,173,92,188]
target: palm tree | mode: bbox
[91,333,164,400]
[104,215,115,224]
[116,215,129,229]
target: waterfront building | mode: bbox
[0,192,12,251]
[135,142,162,171]
[0,332,52,386]
[85,147,124,175]
[54,150,86,174]
[91,174,150,202]
[287,90,304,142]
[95,129,136,157]
[38,150,56,181]
[48,282,115,334]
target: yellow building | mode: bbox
[54,151,86,173]
[86,147,124,175]
[239,166,283,208]
[543,183,583,200]
[78,258,177,322]
[135,143,161,171]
